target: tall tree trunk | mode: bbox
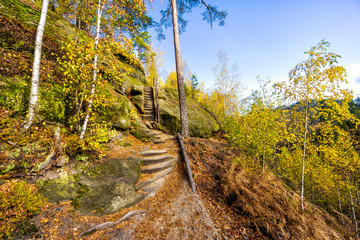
[349,185,359,238]
[170,0,189,137]
[79,0,103,140]
[337,187,345,225]
[23,0,50,131]
[301,104,309,212]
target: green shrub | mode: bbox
[0,180,46,238]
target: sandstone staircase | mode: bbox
[143,86,156,128]
[136,130,178,198]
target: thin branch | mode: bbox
[164,5,171,22]
[201,0,213,28]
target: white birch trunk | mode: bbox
[79,0,103,140]
[349,183,359,238]
[23,0,50,131]
[301,104,309,212]
[337,188,345,225]
[170,0,189,137]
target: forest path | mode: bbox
[31,129,219,239]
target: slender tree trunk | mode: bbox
[345,174,360,237]
[262,144,265,173]
[170,0,189,137]
[301,104,309,212]
[337,187,345,225]
[79,0,103,140]
[23,0,50,131]
[349,185,359,238]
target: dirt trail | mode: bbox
[29,130,220,239]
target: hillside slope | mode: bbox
[0,1,354,239]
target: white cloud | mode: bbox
[346,63,360,95]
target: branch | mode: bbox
[80,210,147,236]
[177,133,197,193]
[164,5,171,22]
[201,0,213,28]
[5,141,20,148]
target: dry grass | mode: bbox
[224,164,353,239]
[184,137,355,239]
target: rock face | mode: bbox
[37,158,143,216]
[131,86,220,138]
[98,94,132,130]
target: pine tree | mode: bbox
[156,0,227,137]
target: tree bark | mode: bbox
[348,180,359,238]
[177,133,196,193]
[79,0,103,140]
[23,0,50,131]
[337,187,345,225]
[301,103,309,212]
[170,0,189,137]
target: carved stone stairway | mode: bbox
[136,130,178,198]
[143,86,156,128]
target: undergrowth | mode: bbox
[224,163,354,239]
[0,180,46,238]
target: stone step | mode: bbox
[151,131,164,135]
[141,159,176,174]
[144,118,155,122]
[145,122,155,129]
[141,155,176,166]
[140,149,168,157]
[144,115,155,120]
[141,175,167,198]
[136,168,172,191]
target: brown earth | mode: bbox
[11,130,353,240]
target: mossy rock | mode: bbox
[37,158,143,216]
[98,94,132,130]
[131,85,144,96]
[157,88,167,101]
[158,88,220,138]
[130,117,153,142]
[130,95,144,113]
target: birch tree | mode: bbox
[276,39,352,211]
[79,0,103,140]
[78,0,150,139]
[23,0,50,131]
[212,49,243,126]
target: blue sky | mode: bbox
[147,0,360,97]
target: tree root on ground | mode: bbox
[80,210,147,236]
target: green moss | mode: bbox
[98,94,132,130]
[37,158,143,216]
[130,95,144,113]
[158,88,220,138]
[0,0,40,26]
[0,76,29,113]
